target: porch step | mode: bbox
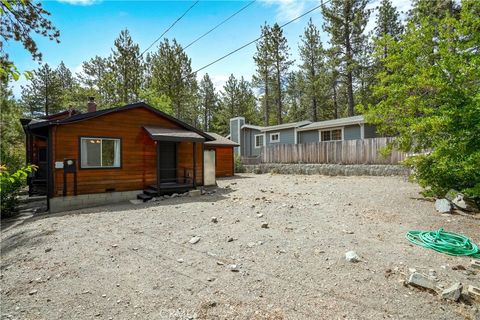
[137,193,153,202]
[143,188,158,196]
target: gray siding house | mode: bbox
[230,115,379,158]
[297,116,378,143]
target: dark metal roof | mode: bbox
[204,132,239,147]
[26,102,214,141]
[144,126,205,142]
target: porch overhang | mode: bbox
[143,126,205,142]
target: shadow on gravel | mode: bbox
[1,228,55,258]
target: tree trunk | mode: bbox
[203,99,208,131]
[332,81,338,119]
[345,13,355,116]
[312,97,318,122]
[276,63,282,124]
[264,71,270,126]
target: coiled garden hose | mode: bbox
[406,228,480,258]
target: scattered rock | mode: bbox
[211,217,218,223]
[177,258,184,263]
[216,261,224,266]
[101,294,107,298]
[441,283,463,301]
[452,265,466,271]
[345,251,360,263]
[171,193,179,198]
[408,267,417,273]
[451,192,476,212]
[129,199,143,205]
[256,213,263,218]
[467,285,480,302]
[227,237,234,242]
[189,236,200,244]
[342,230,354,234]
[111,244,118,248]
[471,259,480,270]
[261,223,269,229]
[228,264,239,272]
[407,272,437,291]
[189,190,201,197]
[28,289,37,295]
[44,248,52,253]
[434,199,451,213]
[247,242,256,248]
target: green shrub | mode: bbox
[234,154,244,173]
[0,165,36,219]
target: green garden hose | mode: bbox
[406,228,480,258]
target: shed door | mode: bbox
[159,142,177,183]
[203,150,216,186]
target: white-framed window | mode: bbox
[320,128,343,142]
[80,137,121,168]
[254,134,265,148]
[269,132,280,143]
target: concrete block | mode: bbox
[407,272,437,291]
[189,190,201,197]
[467,285,480,302]
[441,283,462,301]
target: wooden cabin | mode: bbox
[21,101,225,213]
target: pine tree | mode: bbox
[20,63,63,115]
[269,23,293,124]
[111,29,143,104]
[198,73,217,131]
[298,19,329,122]
[322,0,371,116]
[253,24,273,126]
[148,38,197,124]
[79,56,116,108]
[285,71,306,122]
[374,0,403,59]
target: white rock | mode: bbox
[129,199,143,205]
[345,251,360,263]
[189,236,200,244]
[434,199,451,213]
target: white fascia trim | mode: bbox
[360,123,365,140]
[294,128,298,144]
[269,132,280,143]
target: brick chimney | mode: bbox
[87,97,97,112]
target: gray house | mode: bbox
[297,115,378,143]
[230,115,379,158]
[229,117,311,157]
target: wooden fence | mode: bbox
[260,137,407,165]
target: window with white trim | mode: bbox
[254,134,264,148]
[270,132,280,143]
[320,129,342,141]
[80,137,121,168]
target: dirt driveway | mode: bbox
[1,174,479,320]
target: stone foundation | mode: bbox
[243,163,410,176]
[49,190,142,213]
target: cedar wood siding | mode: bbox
[205,146,234,177]
[52,107,204,197]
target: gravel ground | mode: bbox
[1,174,479,320]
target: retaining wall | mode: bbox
[243,163,410,176]
[49,190,142,213]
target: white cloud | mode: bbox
[260,0,310,22]
[57,0,99,5]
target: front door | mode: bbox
[159,142,177,183]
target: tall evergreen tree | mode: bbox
[322,0,371,116]
[20,63,63,115]
[110,29,143,104]
[198,73,217,131]
[253,24,273,126]
[79,56,116,108]
[298,19,328,122]
[148,38,197,124]
[374,0,403,59]
[269,23,293,124]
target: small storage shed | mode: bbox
[205,133,239,177]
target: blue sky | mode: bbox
[7,0,412,97]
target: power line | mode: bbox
[140,1,200,57]
[191,1,329,75]
[184,0,256,50]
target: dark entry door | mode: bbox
[159,142,177,183]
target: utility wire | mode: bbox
[140,1,200,57]
[191,1,329,75]
[184,0,256,50]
